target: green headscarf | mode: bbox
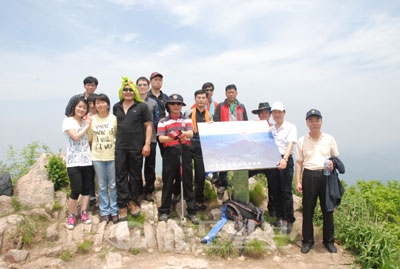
[118,76,143,102]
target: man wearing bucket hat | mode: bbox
[113,77,153,221]
[295,109,340,254]
[157,94,199,224]
[269,101,297,235]
[248,102,277,217]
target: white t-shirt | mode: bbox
[271,121,297,155]
[62,117,92,167]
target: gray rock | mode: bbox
[144,221,157,249]
[105,221,131,250]
[3,249,29,263]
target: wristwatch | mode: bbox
[282,156,288,162]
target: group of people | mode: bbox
[62,73,341,254]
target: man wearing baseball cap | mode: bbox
[296,109,340,254]
[270,101,297,235]
[157,94,199,224]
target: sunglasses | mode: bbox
[169,102,183,106]
[123,88,134,92]
[205,88,214,92]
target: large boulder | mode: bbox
[14,154,54,209]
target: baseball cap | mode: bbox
[271,101,286,111]
[166,94,186,106]
[251,102,271,114]
[306,109,322,119]
[150,72,163,80]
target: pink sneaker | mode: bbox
[81,211,92,224]
[66,214,76,230]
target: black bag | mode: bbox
[0,172,13,196]
[224,199,264,231]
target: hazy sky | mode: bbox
[0,0,399,185]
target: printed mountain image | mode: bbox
[200,131,281,172]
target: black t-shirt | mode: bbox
[113,101,152,150]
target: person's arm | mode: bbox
[277,141,294,169]
[142,121,152,157]
[66,117,92,141]
[295,160,303,193]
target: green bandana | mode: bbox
[118,76,142,103]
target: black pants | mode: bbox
[190,140,206,203]
[248,168,276,216]
[115,149,143,208]
[140,142,157,194]
[302,169,334,244]
[158,146,195,215]
[268,155,295,223]
[67,166,92,200]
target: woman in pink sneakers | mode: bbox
[62,96,93,229]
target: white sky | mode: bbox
[0,0,399,184]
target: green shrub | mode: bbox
[18,219,36,246]
[206,237,237,258]
[77,239,94,254]
[335,180,400,268]
[11,196,21,212]
[249,182,265,206]
[204,181,217,202]
[45,153,69,190]
[60,250,72,261]
[243,240,268,258]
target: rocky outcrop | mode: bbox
[0,155,281,267]
[14,154,54,210]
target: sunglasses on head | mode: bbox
[123,88,134,92]
[169,102,182,106]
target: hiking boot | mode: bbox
[159,214,169,223]
[172,194,181,205]
[100,215,110,223]
[66,214,76,230]
[119,207,128,221]
[111,215,119,224]
[145,193,155,202]
[195,202,207,211]
[81,211,92,224]
[128,201,141,217]
[188,214,200,225]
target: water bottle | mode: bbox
[324,157,331,176]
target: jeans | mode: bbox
[92,161,118,217]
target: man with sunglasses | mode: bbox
[157,94,199,224]
[113,77,152,221]
[201,82,219,117]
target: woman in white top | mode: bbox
[62,96,93,230]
